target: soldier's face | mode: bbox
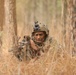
[33,31,46,44]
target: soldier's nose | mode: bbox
[37,35,40,38]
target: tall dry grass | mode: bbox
[0,38,76,75]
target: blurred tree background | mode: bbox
[0,0,76,75]
[16,0,63,45]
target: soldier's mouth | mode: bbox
[36,40,43,43]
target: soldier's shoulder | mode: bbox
[47,37,61,48]
[48,37,64,50]
[48,37,57,44]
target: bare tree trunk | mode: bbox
[0,0,4,31]
[42,0,49,24]
[61,0,67,48]
[61,0,75,55]
[72,0,76,56]
[52,0,57,28]
[2,0,17,54]
[33,0,43,23]
[65,0,73,55]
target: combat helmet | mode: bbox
[32,21,49,37]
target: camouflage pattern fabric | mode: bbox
[13,36,62,62]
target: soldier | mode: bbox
[14,21,61,61]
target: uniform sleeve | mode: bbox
[13,36,30,61]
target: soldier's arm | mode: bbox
[14,36,30,61]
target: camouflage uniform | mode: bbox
[14,22,61,61]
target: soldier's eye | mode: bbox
[35,34,38,36]
[39,34,43,36]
